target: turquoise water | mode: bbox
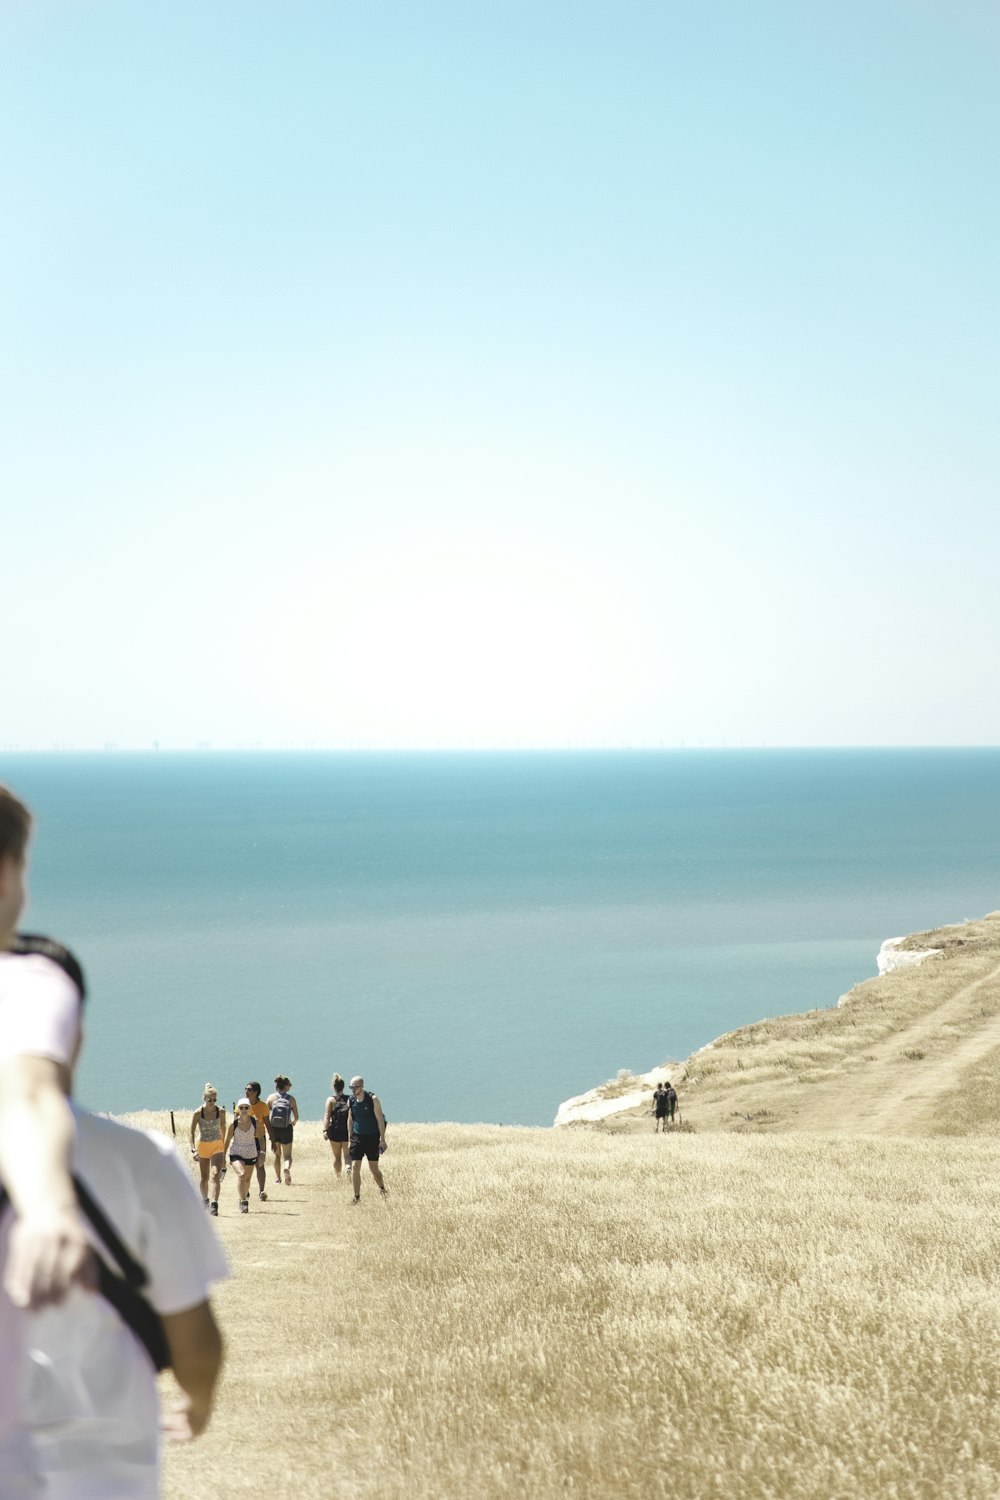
[3,749,998,1125]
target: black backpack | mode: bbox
[325,1095,350,1137]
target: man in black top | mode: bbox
[347,1075,388,1204]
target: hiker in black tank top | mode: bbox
[347,1075,388,1204]
[323,1074,352,1182]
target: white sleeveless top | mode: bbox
[229,1120,258,1160]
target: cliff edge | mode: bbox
[557,911,1000,1137]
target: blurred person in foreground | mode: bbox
[347,1075,388,1204]
[0,784,228,1499]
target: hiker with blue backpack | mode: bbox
[347,1076,388,1204]
[266,1075,299,1186]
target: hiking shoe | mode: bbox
[379,1187,388,1198]
[240,1200,249,1214]
[259,1190,268,1201]
[209,1201,218,1217]
[350,1196,360,1205]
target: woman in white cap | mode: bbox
[223,1099,262,1214]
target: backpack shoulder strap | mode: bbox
[10,934,86,1002]
[0,1179,169,1373]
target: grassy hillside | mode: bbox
[124,913,1000,1498]
[129,1115,1000,1500]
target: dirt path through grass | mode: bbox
[792,959,1000,1134]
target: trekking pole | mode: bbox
[170,1110,176,1136]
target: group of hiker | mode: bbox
[191,1071,388,1214]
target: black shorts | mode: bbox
[271,1124,293,1146]
[349,1135,381,1162]
[230,1153,256,1166]
[327,1127,349,1143]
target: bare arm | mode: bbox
[161,1299,224,1440]
[290,1094,299,1125]
[0,1054,91,1308]
[189,1111,199,1152]
[373,1095,387,1148]
[323,1098,334,1132]
[222,1122,234,1152]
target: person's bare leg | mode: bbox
[350,1157,361,1199]
[272,1142,282,1184]
[282,1143,292,1184]
[255,1154,268,1198]
[198,1158,210,1204]
[367,1158,385,1193]
[210,1156,222,1205]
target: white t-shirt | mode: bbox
[0,952,81,1069]
[0,956,229,1499]
[0,1111,229,1499]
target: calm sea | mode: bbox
[3,749,998,1126]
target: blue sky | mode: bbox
[2,1,997,748]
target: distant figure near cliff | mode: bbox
[653,1081,678,1130]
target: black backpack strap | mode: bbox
[73,1176,147,1290]
[0,1179,170,1373]
[10,934,86,1002]
[89,1258,170,1372]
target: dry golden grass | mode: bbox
[111,915,1000,1498]
[110,1113,1000,1500]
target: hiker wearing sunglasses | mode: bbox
[347,1075,388,1204]
[224,1101,262,1214]
[0,785,228,1498]
[243,1081,271,1201]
